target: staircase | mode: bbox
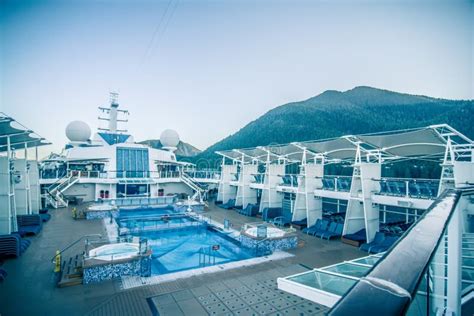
[180,172,208,204]
[45,174,79,208]
[54,234,102,288]
[58,253,83,287]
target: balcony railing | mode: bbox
[321,176,352,192]
[377,178,439,199]
[183,170,221,180]
[40,169,221,181]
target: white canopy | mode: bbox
[216,124,472,164]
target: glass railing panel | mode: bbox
[352,256,381,266]
[323,263,371,278]
[288,270,357,297]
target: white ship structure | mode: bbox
[39,94,219,208]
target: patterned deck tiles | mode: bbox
[149,270,329,316]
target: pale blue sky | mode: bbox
[0,0,472,156]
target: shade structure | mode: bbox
[216,125,473,164]
[0,113,50,152]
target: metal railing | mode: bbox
[320,176,352,192]
[119,214,205,235]
[183,170,221,180]
[100,195,177,207]
[40,169,221,181]
[51,234,103,263]
[376,177,440,199]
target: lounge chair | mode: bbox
[219,199,236,209]
[302,219,321,234]
[321,223,344,240]
[272,216,292,227]
[241,204,259,217]
[342,229,367,246]
[262,207,282,221]
[314,222,337,238]
[308,220,330,236]
[360,232,385,253]
[0,234,21,257]
[17,215,42,236]
[369,236,398,254]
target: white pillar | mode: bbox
[259,163,284,213]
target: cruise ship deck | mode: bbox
[1,111,473,316]
[0,202,363,316]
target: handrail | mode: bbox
[51,234,102,262]
[328,188,473,316]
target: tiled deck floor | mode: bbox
[148,266,327,316]
[0,202,365,316]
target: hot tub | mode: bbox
[240,224,298,254]
[83,242,152,284]
[85,204,119,220]
[244,226,286,238]
[88,243,139,261]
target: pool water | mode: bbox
[132,227,256,275]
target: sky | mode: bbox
[0,0,472,158]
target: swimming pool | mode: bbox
[130,226,256,275]
[115,207,260,275]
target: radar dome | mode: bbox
[160,129,180,148]
[66,120,91,142]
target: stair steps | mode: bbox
[57,254,83,288]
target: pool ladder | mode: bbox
[198,246,216,267]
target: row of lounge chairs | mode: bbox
[218,199,236,209]
[0,209,50,259]
[0,233,31,258]
[302,219,343,239]
[17,214,43,236]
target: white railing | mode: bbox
[41,169,221,181]
[320,175,352,192]
[183,170,221,180]
[100,195,177,207]
[376,177,440,199]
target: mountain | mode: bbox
[192,86,473,165]
[139,139,201,158]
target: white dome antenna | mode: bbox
[66,120,91,143]
[160,129,180,152]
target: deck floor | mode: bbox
[0,202,364,316]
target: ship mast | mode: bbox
[98,92,129,134]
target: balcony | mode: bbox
[321,176,352,192]
[377,178,439,199]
